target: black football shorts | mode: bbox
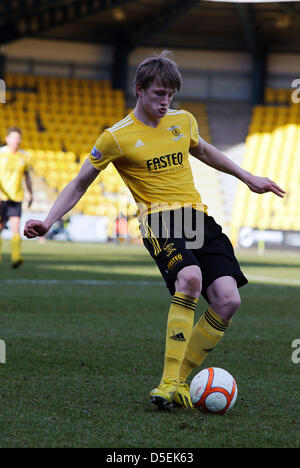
[140,208,248,302]
[0,200,22,226]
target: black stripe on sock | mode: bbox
[204,309,227,332]
[172,295,197,307]
[172,297,196,311]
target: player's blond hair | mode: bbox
[134,50,182,97]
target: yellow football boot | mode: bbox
[150,379,178,409]
[173,380,195,409]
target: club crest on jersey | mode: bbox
[167,125,184,141]
[163,243,177,258]
[91,146,102,160]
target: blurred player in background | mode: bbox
[23,51,285,409]
[0,127,33,268]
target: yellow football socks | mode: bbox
[161,292,198,383]
[179,307,231,382]
[11,233,21,263]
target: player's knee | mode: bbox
[175,265,202,297]
[227,293,241,313]
[213,291,241,320]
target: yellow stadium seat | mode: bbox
[264,88,276,103]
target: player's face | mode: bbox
[139,81,176,119]
[6,131,22,152]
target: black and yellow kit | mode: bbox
[89,109,247,299]
[140,208,247,301]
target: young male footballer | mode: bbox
[0,127,33,268]
[24,51,285,409]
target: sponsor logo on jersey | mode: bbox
[146,152,183,172]
[91,146,102,160]
[167,253,183,271]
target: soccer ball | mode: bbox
[190,367,238,414]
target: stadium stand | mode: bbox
[0,78,219,240]
[3,74,298,246]
[0,73,136,220]
[230,93,300,245]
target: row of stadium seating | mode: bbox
[264,88,296,104]
[4,72,114,92]
[27,148,129,199]
[2,73,125,153]
[248,104,300,133]
[231,100,300,242]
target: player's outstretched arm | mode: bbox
[190,139,286,198]
[24,159,100,238]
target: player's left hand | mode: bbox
[24,219,49,238]
[246,175,286,198]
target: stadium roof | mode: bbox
[1,1,300,54]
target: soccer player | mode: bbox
[0,127,33,268]
[23,51,285,409]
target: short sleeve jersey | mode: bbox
[0,146,30,202]
[89,109,207,216]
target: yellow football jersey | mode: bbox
[89,109,207,216]
[0,146,30,202]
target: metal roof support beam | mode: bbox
[0,54,6,81]
[236,3,268,105]
[252,51,267,106]
[111,0,200,97]
[112,42,131,94]
[0,0,139,44]
[129,0,200,48]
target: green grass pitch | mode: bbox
[0,240,299,448]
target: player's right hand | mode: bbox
[23,220,50,238]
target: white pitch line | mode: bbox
[247,274,300,286]
[0,276,299,286]
[0,279,163,286]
